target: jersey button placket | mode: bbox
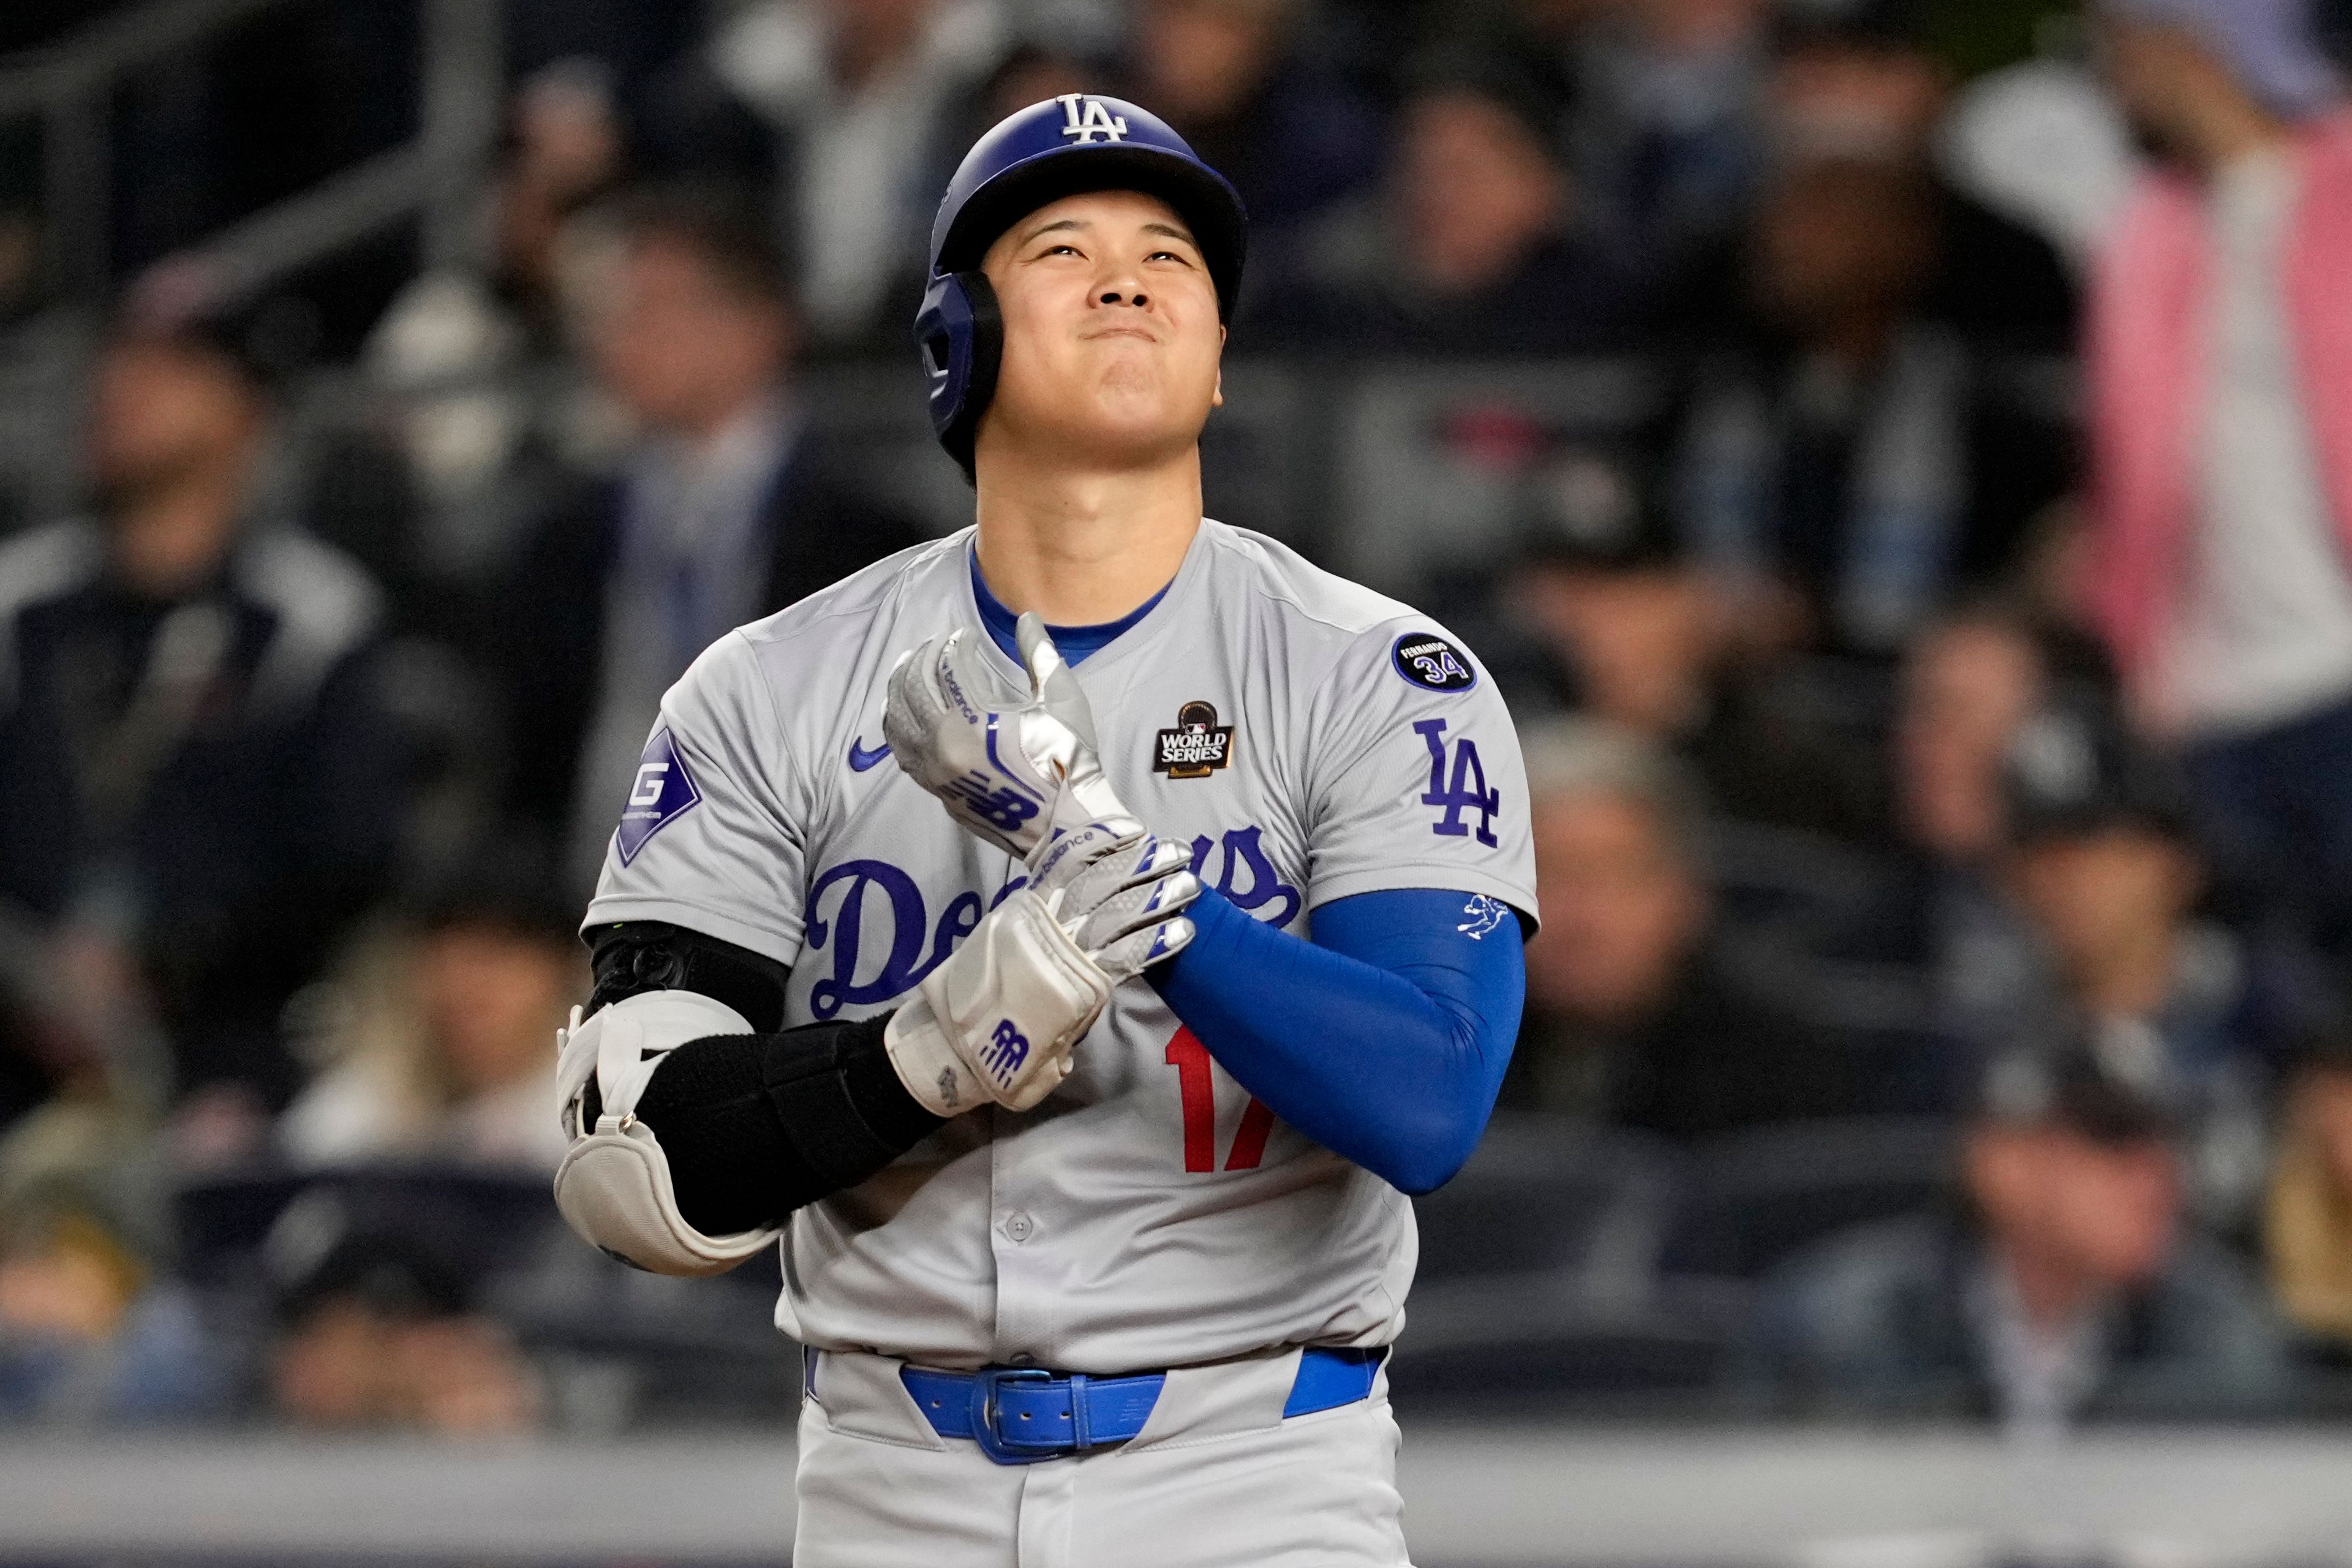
[988,1109,1057,1359]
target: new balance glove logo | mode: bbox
[984,1019,1031,1082]
[885,614,1142,863]
[944,775,1043,834]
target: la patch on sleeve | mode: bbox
[615,728,703,864]
[1390,632,1477,692]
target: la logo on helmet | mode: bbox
[1058,95,1129,143]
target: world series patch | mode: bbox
[1153,701,1234,778]
[1391,631,1477,692]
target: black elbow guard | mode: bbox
[587,920,794,1030]
[631,1014,945,1236]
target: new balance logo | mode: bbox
[1058,94,1129,143]
[944,774,1042,833]
[982,1019,1030,1083]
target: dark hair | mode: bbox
[2293,1017,2352,1079]
[2289,973,2352,1078]
[1773,0,1934,55]
[2324,0,2352,70]
[398,829,577,945]
[107,289,320,401]
[1400,41,1574,168]
[605,185,793,309]
[1910,594,2120,697]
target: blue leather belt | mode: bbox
[899,1346,1387,1464]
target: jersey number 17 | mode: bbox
[1165,1027,1273,1172]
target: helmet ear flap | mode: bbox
[913,270,1002,483]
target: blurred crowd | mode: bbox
[6,0,2352,1434]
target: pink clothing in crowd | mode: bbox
[2088,110,2352,701]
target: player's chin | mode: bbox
[1082,371,1214,439]
[1065,408,1205,470]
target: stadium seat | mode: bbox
[1659,1116,1956,1280]
[1388,1275,1747,1416]
[175,1164,565,1290]
[1412,1115,1679,1288]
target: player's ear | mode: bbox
[1212,363,1223,410]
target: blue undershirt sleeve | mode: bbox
[1148,884,1526,1194]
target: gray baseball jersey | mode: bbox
[585,519,1537,1373]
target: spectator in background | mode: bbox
[1504,717,1877,1137]
[1675,28,2071,657]
[1797,605,2073,1110]
[1986,696,2270,1231]
[263,1191,539,1432]
[1569,0,1770,280]
[2086,0,2352,948]
[1487,444,1880,837]
[677,0,1009,352]
[1249,50,1649,356]
[277,854,582,1174]
[1476,445,1717,722]
[1851,606,2058,1022]
[1751,1030,2294,1426]
[960,42,1098,133]
[1121,0,1381,240]
[1895,606,2054,868]
[364,62,631,600]
[2266,1020,2352,1358]
[1767,0,2079,354]
[0,1103,219,1423]
[0,313,400,1136]
[498,191,925,893]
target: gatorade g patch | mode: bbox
[615,728,703,865]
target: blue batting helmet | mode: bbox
[913,94,1247,475]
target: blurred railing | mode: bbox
[0,0,503,303]
[748,352,2073,587]
[6,1426,2352,1565]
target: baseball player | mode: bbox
[552,96,1536,1566]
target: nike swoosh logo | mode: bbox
[848,737,892,772]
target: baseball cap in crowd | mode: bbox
[2000,694,2193,847]
[263,1185,481,1325]
[2102,0,2345,120]
[1510,445,1683,571]
[1973,1020,2184,1145]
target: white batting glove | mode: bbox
[884,612,1138,864]
[1028,819,1201,978]
[884,820,1199,1116]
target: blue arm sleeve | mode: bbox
[1148,885,1526,1194]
